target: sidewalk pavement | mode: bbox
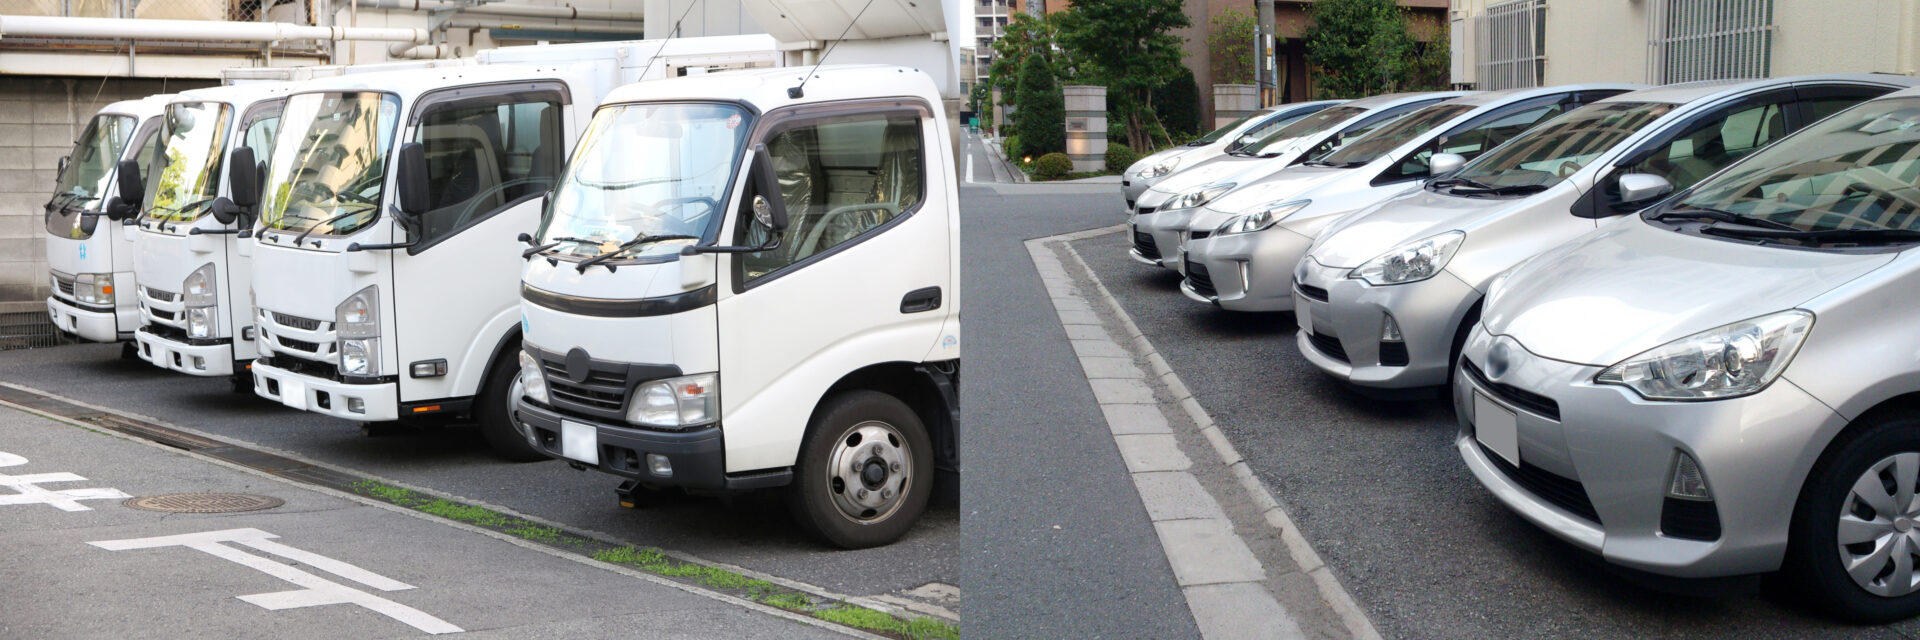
[0,402,850,639]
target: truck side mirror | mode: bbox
[1617,173,1673,206]
[1430,152,1466,177]
[56,155,69,182]
[749,143,788,233]
[394,142,429,228]
[228,146,260,209]
[105,159,144,221]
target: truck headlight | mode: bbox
[183,263,216,307]
[1166,183,1235,211]
[336,286,379,375]
[1350,231,1465,286]
[1218,200,1310,236]
[186,307,215,338]
[627,373,718,428]
[1594,310,1814,401]
[1141,157,1181,178]
[517,351,549,404]
[74,273,115,306]
[339,338,378,375]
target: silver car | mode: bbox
[1129,92,1469,272]
[1458,87,1920,621]
[1121,100,1343,209]
[1180,84,1641,310]
[1295,75,1916,392]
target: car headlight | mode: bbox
[1142,157,1181,178]
[1594,310,1814,401]
[74,273,115,306]
[517,350,550,404]
[339,337,378,375]
[1349,231,1465,286]
[1218,200,1311,236]
[626,373,718,428]
[186,307,214,338]
[183,263,216,307]
[1167,183,1235,210]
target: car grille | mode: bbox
[1188,230,1211,241]
[541,360,629,414]
[1307,331,1348,364]
[1184,259,1217,298]
[1479,442,1601,525]
[1378,341,1409,366]
[1137,206,1156,215]
[1295,281,1328,302]
[1462,359,1561,421]
[1133,230,1161,261]
[272,312,323,331]
[144,287,179,303]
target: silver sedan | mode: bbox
[1120,100,1342,208]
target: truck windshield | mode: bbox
[1316,103,1474,166]
[540,102,750,260]
[143,102,233,225]
[46,113,137,238]
[1676,97,1920,233]
[260,92,400,237]
[1450,101,1675,189]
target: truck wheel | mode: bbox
[1783,412,1920,622]
[477,353,547,462]
[789,390,933,549]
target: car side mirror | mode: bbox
[1430,152,1466,177]
[394,142,429,228]
[106,159,143,221]
[749,143,789,233]
[1617,173,1673,205]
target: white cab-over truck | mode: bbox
[245,38,779,460]
[123,83,294,384]
[43,95,172,345]
[513,65,960,548]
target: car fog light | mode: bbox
[1668,451,1711,500]
[646,453,672,478]
[347,397,365,414]
[1381,315,1403,342]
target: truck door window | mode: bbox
[45,114,138,238]
[740,112,925,283]
[412,91,563,245]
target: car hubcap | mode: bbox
[825,420,911,524]
[1838,452,1920,597]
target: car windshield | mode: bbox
[1676,97,1920,233]
[1452,101,1675,189]
[1242,105,1368,156]
[46,113,138,238]
[260,92,399,237]
[1189,111,1260,146]
[1317,103,1474,166]
[539,102,750,261]
[143,102,232,225]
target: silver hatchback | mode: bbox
[1459,88,1920,621]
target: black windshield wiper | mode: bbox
[292,205,375,245]
[521,236,602,259]
[153,198,218,225]
[1303,160,1364,168]
[574,233,701,273]
[1651,207,1800,232]
[1700,225,1920,247]
[1450,183,1549,196]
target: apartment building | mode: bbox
[971,0,1027,94]
[1178,0,1448,122]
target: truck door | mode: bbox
[391,82,567,403]
[716,101,950,469]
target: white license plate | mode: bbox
[1474,393,1520,466]
[278,378,307,410]
[560,420,600,465]
[1296,300,1313,333]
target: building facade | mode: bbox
[971,0,1026,99]
[1178,0,1449,123]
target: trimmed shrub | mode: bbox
[1035,152,1073,180]
[1002,135,1022,162]
[1014,56,1066,157]
[1105,144,1143,173]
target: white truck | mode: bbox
[511,64,960,548]
[43,95,172,346]
[244,38,780,459]
[122,84,294,386]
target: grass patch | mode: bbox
[813,606,960,640]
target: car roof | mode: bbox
[1598,73,1920,106]
[1338,90,1477,110]
[1442,83,1646,108]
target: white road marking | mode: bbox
[91,528,463,635]
[0,449,131,511]
[966,154,976,183]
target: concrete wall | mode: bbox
[1540,0,1650,86]
[0,76,215,310]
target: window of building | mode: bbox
[1647,0,1774,83]
[1474,0,1546,90]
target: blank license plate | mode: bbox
[1474,393,1520,467]
[278,378,306,410]
[560,420,600,465]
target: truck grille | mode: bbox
[541,360,628,412]
[277,336,323,354]
[1184,259,1216,298]
[56,279,75,296]
[150,308,177,321]
[272,312,323,331]
[144,287,179,303]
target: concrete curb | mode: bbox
[981,134,1031,184]
[1028,225,1383,640]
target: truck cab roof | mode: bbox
[598,64,943,114]
[101,94,177,119]
[288,63,589,104]
[172,82,296,107]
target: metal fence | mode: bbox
[1647,0,1775,83]
[1474,0,1547,90]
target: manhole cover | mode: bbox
[123,493,285,513]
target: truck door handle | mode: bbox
[900,286,942,314]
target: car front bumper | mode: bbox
[1130,208,1198,273]
[1293,258,1474,388]
[251,357,399,421]
[133,326,235,376]
[1452,325,1845,578]
[1183,225,1315,312]
[514,399,789,491]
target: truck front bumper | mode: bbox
[514,399,788,491]
[47,297,124,343]
[251,357,399,421]
[133,327,235,376]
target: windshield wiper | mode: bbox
[292,205,375,245]
[1699,225,1920,247]
[1651,207,1800,232]
[521,236,603,259]
[574,233,701,273]
[151,198,218,225]
[1450,183,1549,196]
[1303,160,1365,168]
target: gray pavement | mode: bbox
[0,403,843,639]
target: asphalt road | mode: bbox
[1070,224,1920,639]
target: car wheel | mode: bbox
[1445,302,1483,399]
[477,351,547,462]
[1785,412,1920,622]
[789,390,932,549]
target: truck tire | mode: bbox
[1783,412,1920,622]
[477,353,547,462]
[789,390,933,549]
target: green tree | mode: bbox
[1208,7,1258,86]
[1303,0,1423,99]
[1057,0,1190,151]
[1014,54,1065,157]
[1152,67,1200,139]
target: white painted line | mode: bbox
[0,449,131,511]
[90,528,463,634]
[966,154,976,183]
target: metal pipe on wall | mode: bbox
[0,14,428,43]
[351,0,643,24]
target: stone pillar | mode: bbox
[1062,85,1107,174]
[1212,84,1259,129]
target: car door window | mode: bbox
[1298,100,1437,163]
[1384,102,1567,183]
[741,111,925,283]
[412,90,562,246]
[1623,101,1787,193]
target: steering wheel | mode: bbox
[799,203,895,257]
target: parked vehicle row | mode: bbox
[1123,74,1920,621]
[40,36,960,549]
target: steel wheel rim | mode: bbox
[824,420,912,524]
[1838,452,1920,597]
